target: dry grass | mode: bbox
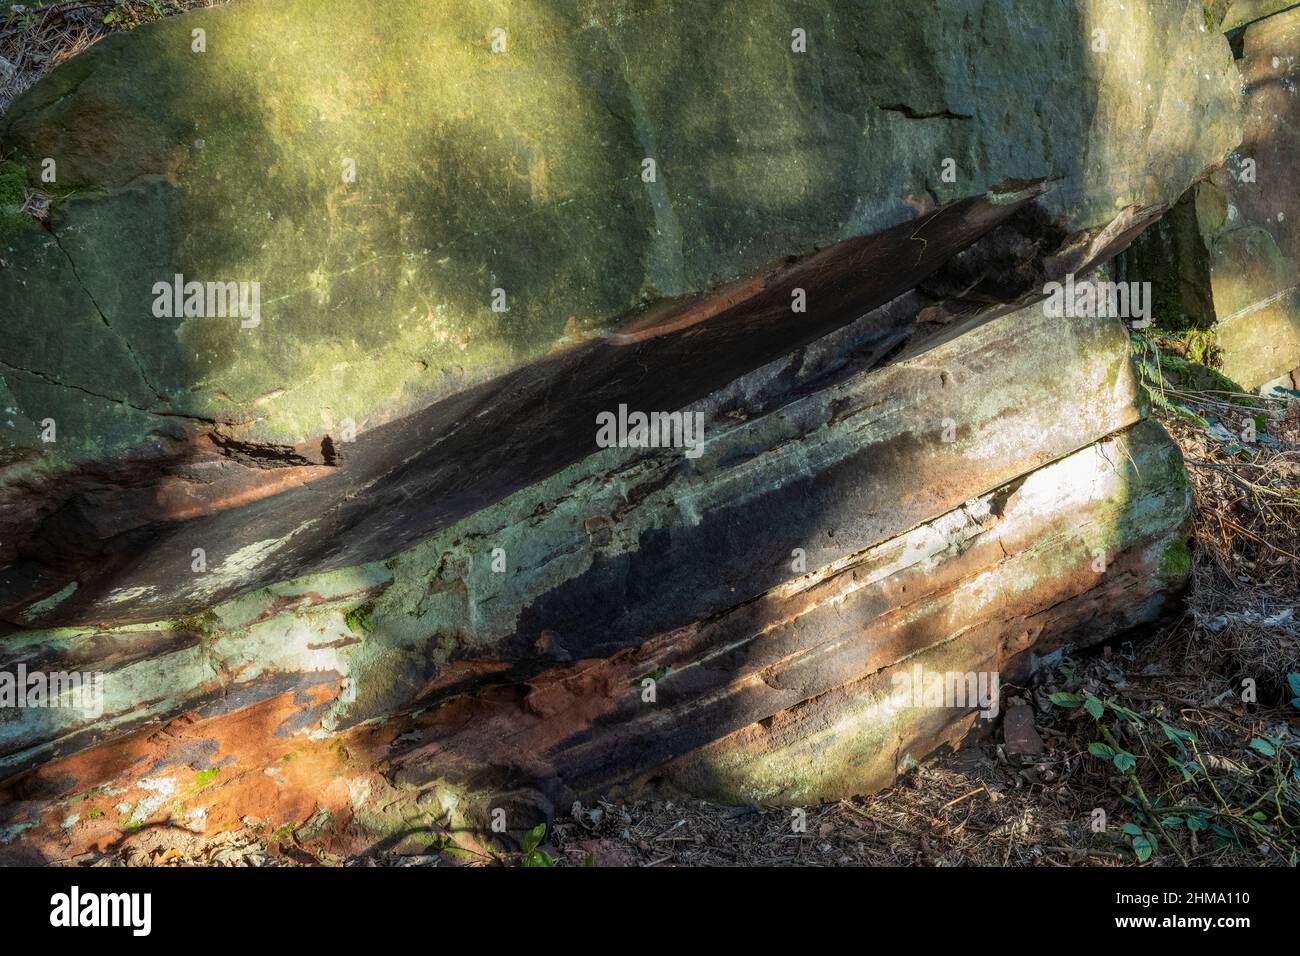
[1135,334,1300,690]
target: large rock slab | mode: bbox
[0,0,1240,628]
[1221,0,1300,34]
[1197,6,1300,389]
[0,417,1190,857]
[0,300,1147,776]
[646,421,1190,804]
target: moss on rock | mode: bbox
[0,160,29,238]
[0,0,1244,469]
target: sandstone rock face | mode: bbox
[0,299,1157,774]
[0,0,1237,856]
[2,304,1193,854]
[1221,0,1300,34]
[0,0,1239,628]
[1196,6,1300,390]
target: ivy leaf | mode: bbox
[1158,720,1195,753]
[1083,694,1105,720]
[522,823,546,854]
[1049,692,1081,709]
[1248,738,1277,757]
[1165,755,1195,783]
[1108,702,1146,727]
[1132,834,1154,862]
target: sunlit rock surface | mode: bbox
[1195,6,1300,391]
[0,0,1239,627]
[0,0,1239,857]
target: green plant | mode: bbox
[1050,688,1300,864]
[1180,329,1218,367]
[193,768,220,788]
[170,610,218,634]
[271,823,297,841]
[344,602,375,634]
[519,824,555,867]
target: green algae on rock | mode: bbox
[0,0,1243,631]
[1,0,1240,464]
[0,0,1231,842]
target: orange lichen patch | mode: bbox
[0,678,371,862]
[152,463,337,522]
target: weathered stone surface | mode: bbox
[0,0,1226,857]
[633,420,1190,804]
[1003,703,1046,758]
[1221,0,1300,34]
[1197,7,1300,389]
[0,0,1240,628]
[1,416,1190,859]
[0,301,1148,776]
[0,188,1049,630]
[1212,226,1300,387]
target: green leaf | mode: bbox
[1161,816,1184,827]
[1187,815,1208,833]
[1049,692,1081,708]
[1248,738,1277,757]
[1083,695,1104,720]
[1108,702,1146,727]
[1121,822,1143,836]
[1088,742,1116,759]
[1113,750,1137,772]
[1158,720,1195,753]
[522,823,546,854]
[1132,834,1153,862]
[1287,672,1300,698]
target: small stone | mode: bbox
[1003,704,1045,759]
